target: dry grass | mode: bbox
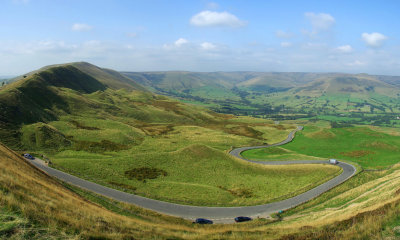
[0,143,202,239]
[2,142,400,239]
[306,129,336,139]
[340,150,375,158]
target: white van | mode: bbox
[329,159,338,164]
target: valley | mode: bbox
[3,1,400,239]
[123,72,400,127]
[1,62,400,239]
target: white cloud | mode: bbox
[362,32,387,48]
[336,45,353,53]
[163,38,189,50]
[276,30,293,39]
[201,42,217,50]
[280,42,292,48]
[71,23,93,32]
[190,10,246,27]
[305,12,335,31]
[347,60,365,66]
[174,38,188,47]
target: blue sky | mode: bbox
[1,0,400,75]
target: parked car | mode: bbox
[234,216,252,222]
[23,153,35,160]
[329,159,338,164]
[193,218,213,224]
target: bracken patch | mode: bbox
[225,125,264,140]
[73,140,130,153]
[70,120,100,130]
[124,167,168,181]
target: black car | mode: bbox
[234,216,252,222]
[23,153,35,160]
[193,218,213,224]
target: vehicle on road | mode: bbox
[23,153,34,160]
[193,218,213,224]
[329,159,338,164]
[234,216,252,222]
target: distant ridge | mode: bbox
[122,71,400,116]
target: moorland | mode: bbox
[1,62,400,239]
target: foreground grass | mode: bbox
[4,137,400,239]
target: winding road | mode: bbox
[29,126,356,223]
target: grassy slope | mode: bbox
[3,142,400,239]
[0,62,341,207]
[1,64,400,238]
[26,91,339,206]
[243,121,400,169]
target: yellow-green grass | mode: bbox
[48,136,341,206]
[241,147,326,161]
[4,141,400,239]
[12,82,328,207]
[243,122,400,169]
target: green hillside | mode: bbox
[2,63,400,239]
[0,62,343,206]
[123,71,400,126]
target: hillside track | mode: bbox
[29,126,356,223]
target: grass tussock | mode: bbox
[108,181,137,191]
[340,150,374,158]
[221,186,254,198]
[140,124,173,136]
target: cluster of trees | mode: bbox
[330,121,353,128]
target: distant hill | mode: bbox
[123,71,400,120]
[122,71,328,92]
[8,62,146,91]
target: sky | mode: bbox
[1,0,400,75]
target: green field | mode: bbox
[243,122,400,169]
[40,114,341,207]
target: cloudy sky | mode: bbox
[1,0,400,75]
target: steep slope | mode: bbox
[7,62,146,91]
[0,142,201,239]
[0,62,225,148]
[71,62,147,91]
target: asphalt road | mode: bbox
[29,126,356,223]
